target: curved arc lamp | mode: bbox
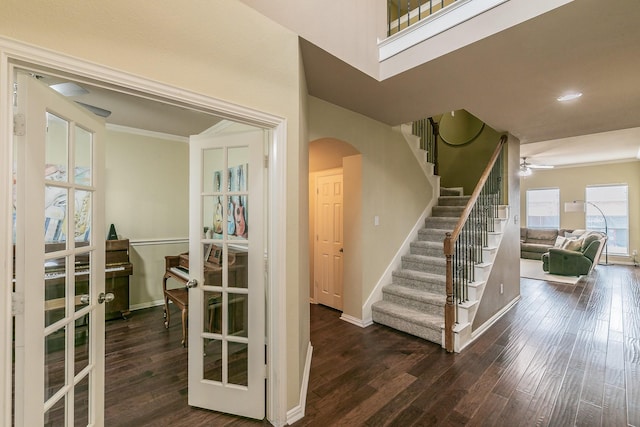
[564,200,609,264]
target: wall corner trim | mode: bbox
[286,342,313,425]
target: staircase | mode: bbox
[371,187,506,349]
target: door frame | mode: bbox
[0,37,288,426]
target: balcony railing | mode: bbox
[387,0,459,36]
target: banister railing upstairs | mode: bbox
[443,135,507,352]
[412,117,439,175]
[388,0,460,36]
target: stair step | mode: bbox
[425,216,459,229]
[432,206,465,217]
[372,300,443,344]
[392,269,446,293]
[382,284,445,315]
[438,195,471,206]
[418,228,452,242]
[410,241,444,258]
[402,254,446,275]
[440,187,463,196]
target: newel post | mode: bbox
[443,232,455,352]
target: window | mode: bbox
[586,184,629,255]
[526,188,560,228]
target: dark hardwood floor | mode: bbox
[105,264,640,426]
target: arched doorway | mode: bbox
[309,138,361,314]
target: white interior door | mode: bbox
[188,123,265,419]
[314,170,344,310]
[13,72,107,425]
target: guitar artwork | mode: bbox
[212,171,224,235]
[235,199,247,238]
[226,168,236,236]
[234,166,247,238]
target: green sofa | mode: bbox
[541,231,607,276]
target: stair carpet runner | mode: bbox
[371,188,469,345]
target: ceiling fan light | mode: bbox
[519,165,532,176]
[557,92,582,102]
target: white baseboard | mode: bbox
[340,313,372,328]
[286,342,313,425]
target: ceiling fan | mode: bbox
[519,157,553,176]
[48,80,112,118]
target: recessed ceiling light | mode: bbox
[557,92,583,102]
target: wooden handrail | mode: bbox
[443,134,507,352]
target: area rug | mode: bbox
[520,259,582,285]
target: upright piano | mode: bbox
[12,239,133,353]
[38,239,134,321]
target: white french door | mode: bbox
[13,73,107,425]
[188,123,265,419]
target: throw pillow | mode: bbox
[565,231,584,239]
[562,238,583,251]
[554,236,566,247]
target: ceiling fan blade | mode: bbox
[528,164,554,169]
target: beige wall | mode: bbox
[473,135,521,328]
[519,160,640,264]
[308,96,433,320]
[104,128,189,308]
[438,118,505,195]
[1,0,307,411]
[239,0,386,77]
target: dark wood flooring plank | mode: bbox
[465,393,509,427]
[602,384,627,427]
[98,264,640,426]
[548,366,584,426]
[574,400,602,427]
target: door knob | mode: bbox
[80,294,90,305]
[98,292,114,304]
[186,278,198,289]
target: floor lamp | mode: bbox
[564,200,609,265]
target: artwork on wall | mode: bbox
[213,164,248,239]
[43,165,92,243]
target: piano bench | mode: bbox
[163,288,189,347]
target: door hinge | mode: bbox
[264,155,269,168]
[13,113,26,136]
[264,364,268,379]
[12,81,18,107]
[12,292,24,316]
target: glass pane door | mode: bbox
[13,72,106,426]
[188,124,265,419]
